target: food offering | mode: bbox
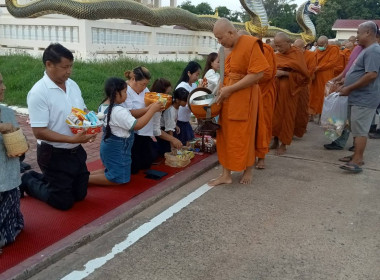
[66,108,103,135]
[144,92,172,110]
[164,148,194,168]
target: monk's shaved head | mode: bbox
[317,36,328,45]
[274,32,292,54]
[213,18,239,49]
[213,18,236,34]
[348,36,356,43]
[293,39,305,50]
[345,41,354,50]
[275,32,292,43]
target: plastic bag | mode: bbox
[320,92,348,141]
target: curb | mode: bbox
[2,154,219,280]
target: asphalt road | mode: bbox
[29,122,380,280]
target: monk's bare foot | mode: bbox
[270,137,279,150]
[240,167,253,185]
[256,158,265,169]
[208,175,232,187]
[275,144,287,156]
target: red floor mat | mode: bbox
[0,154,209,274]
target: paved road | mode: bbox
[29,123,380,280]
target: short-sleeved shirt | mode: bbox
[176,82,196,122]
[27,72,86,149]
[121,85,157,136]
[103,105,137,138]
[205,69,220,92]
[161,106,178,132]
[345,43,380,108]
[0,105,21,192]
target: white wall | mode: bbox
[0,3,219,62]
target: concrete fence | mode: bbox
[0,4,218,62]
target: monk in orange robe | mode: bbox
[256,43,277,169]
[309,36,340,117]
[271,33,310,155]
[334,48,346,77]
[293,39,317,138]
[209,18,269,186]
[342,41,354,65]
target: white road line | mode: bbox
[61,184,213,280]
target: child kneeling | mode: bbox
[89,77,163,185]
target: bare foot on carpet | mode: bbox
[240,168,253,184]
[208,175,232,187]
[256,158,265,169]
[275,144,287,156]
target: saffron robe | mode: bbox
[217,35,269,171]
[342,48,351,66]
[309,45,340,114]
[294,50,317,138]
[272,46,309,145]
[257,43,277,158]
[334,51,346,77]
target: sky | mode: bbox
[162,0,306,12]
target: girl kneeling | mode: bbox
[89,78,163,185]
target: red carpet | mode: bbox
[0,154,209,274]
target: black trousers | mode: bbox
[22,142,89,210]
[131,134,156,174]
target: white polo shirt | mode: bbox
[122,85,156,136]
[176,82,197,122]
[27,72,86,149]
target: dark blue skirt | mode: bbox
[176,121,195,145]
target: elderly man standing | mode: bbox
[209,18,269,186]
[21,43,95,210]
[339,21,380,173]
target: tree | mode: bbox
[215,6,231,19]
[263,0,300,33]
[316,0,380,38]
[178,0,197,14]
[195,2,213,15]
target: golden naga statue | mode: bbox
[5,0,326,43]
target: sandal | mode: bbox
[339,162,363,173]
[338,156,364,165]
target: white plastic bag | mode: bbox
[320,92,348,141]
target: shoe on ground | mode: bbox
[368,132,380,139]
[20,162,32,173]
[348,146,355,152]
[324,142,343,150]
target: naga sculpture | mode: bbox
[4,0,325,43]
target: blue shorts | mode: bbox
[100,133,134,184]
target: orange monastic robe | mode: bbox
[217,35,269,171]
[272,46,309,145]
[334,51,346,77]
[342,48,351,66]
[309,45,340,114]
[257,43,277,158]
[294,50,317,137]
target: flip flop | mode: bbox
[255,165,265,170]
[338,156,364,165]
[339,162,363,173]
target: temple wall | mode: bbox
[0,1,218,61]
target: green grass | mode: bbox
[0,55,203,111]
